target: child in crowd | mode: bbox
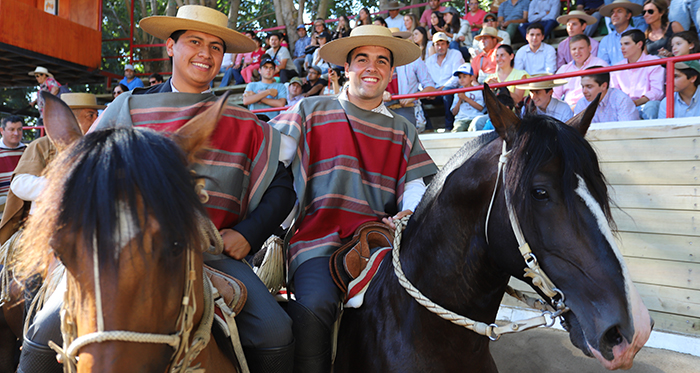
[287,77,305,107]
[658,61,700,118]
[670,31,700,56]
[451,63,484,131]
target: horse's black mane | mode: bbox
[51,127,207,270]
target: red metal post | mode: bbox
[666,60,674,118]
[130,0,135,66]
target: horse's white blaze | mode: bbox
[574,174,651,369]
[114,201,139,260]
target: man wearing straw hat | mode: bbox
[384,1,407,31]
[471,27,503,83]
[598,0,643,65]
[19,6,296,373]
[28,66,64,125]
[556,10,600,68]
[515,77,574,122]
[270,25,438,372]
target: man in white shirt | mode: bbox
[384,1,407,31]
[425,32,465,130]
[514,23,557,75]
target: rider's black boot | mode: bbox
[16,338,62,373]
[287,300,332,373]
[243,340,295,373]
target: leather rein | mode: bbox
[392,141,570,341]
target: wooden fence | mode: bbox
[418,118,700,337]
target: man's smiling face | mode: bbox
[167,30,225,93]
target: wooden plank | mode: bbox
[601,161,700,185]
[590,137,700,163]
[609,185,700,211]
[612,208,699,236]
[647,311,700,335]
[636,283,700,318]
[587,122,700,141]
[626,257,700,289]
[616,232,699,263]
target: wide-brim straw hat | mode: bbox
[61,93,106,110]
[600,0,643,17]
[28,66,53,78]
[557,10,598,26]
[474,27,503,43]
[139,5,256,53]
[514,75,568,90]
[389,27,412,39]
[319,25,420,67]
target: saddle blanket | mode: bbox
[345,247,391,308]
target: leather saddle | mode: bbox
[329,221,394,294]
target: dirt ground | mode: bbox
[490,328,700,373]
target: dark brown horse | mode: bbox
[334,86,653,372]
[10,93,242,372]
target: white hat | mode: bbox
[453,63,474,77]
[28,66,54,78]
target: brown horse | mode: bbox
[11,93,243,372]
[334,86,653,372]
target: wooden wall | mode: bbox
[419,119,700,337]
[0,0,102,69]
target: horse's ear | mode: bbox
[173,91,231,164]
[483,83,519,144]
[41,91,83,152]
[566,92,600,137]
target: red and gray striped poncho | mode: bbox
[93,92,281,230]
[270,96,438,277]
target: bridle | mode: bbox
[48,205,224,373]
[392,141,570,341]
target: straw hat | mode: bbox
[557,10,598,26]
[389,27,412,39]
[60,93,106,110]
[599,0,643,17]
[384,1,402,11]
[28,66,54,78]
[514,75,568,90]
[474,27,503,43]
[319,25,420,66]
[139,5,256,53]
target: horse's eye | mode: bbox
[531,188,549,201]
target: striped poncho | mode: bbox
[93,92,281,231]
[271,96,438,277]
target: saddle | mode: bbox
[329,221,394,294]
[204,264,247,317]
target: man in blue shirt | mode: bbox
[119,64,145,90]
[598,0,642,64]
[243,57,288,120]
[498,0,530,42]
[293,25,312,75]
[658,61,700,119]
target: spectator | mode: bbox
[420,0,446,28]
[220,52,235,74]
[306,18,329,69]
[266,33,298,83]
[514,23,556,75]
[599,0,642,64]
[643,0,673,56]
[413,26,432,60]
[221,30,255,86]
[323,67,346,95]
[404,13,418,32]
[425,32,465,130]
[384,1,407,31]
[471,13,511,54]
[356,7,373,27]
[311,32,333,73]
[374,16,389,27]
[0,116,26,217]
[610,29,665,119]
[480,90,517,130]
[668,0,699,36]
[516,78,574,122]
[149,73,164,86]
[334,16,352,39]
[465,0,488,38]
[28,66,62,124]
[241,36,266,83]
[671,31,700,56]
[498,0,530,42]
[112,83,128,99]
[575,0,606,36]
[575,67,640,122]
[294,25,312,75]
[302,66,328,97]
[557,10,600,68]
[60,93,104,133]
[658,60,700,118]
[287,77,305,107]
[518,0,560,39]
[450,63,484,131]
[442,7,473,59]
[429,10,446,39]
[486,44,529,103]
[490,0,509,14]
[120,64,145,90]
[472,27,503,83]
[554,35,609,108]
[243,57,288,120]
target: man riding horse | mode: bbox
[18,6,296,373]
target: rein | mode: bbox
[49,211,224,373]
[392,141,569,341]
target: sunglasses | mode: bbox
[149,80,157,84]
[642,9,655,15]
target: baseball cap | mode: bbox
[676,60,700,73]
[453,63,474,77]
[289,77,303,85]
[432,32,449,43]
[125,64,135,71]
[297,24,306,30]
[260,56,276,67]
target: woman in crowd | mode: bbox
[429,10,445,39]
[28,66,63,125]
[374,16,388,27]
[241,36,266,83]
[404,13,418,33]
[112,83,128,99]
[413,26,432,60]
[311,32,333,73]
[356,7,372,27]
[485,44,529,103]
[671,31,700,56]
[323,67,347,95]
[334,15,351,39]
[442,7,472,59]
[643,0,673,56]
[465,0,487,38]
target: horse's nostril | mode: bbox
[603,326,624,346]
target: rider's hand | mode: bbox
[220,229,251,260]
[382,209,413,229]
